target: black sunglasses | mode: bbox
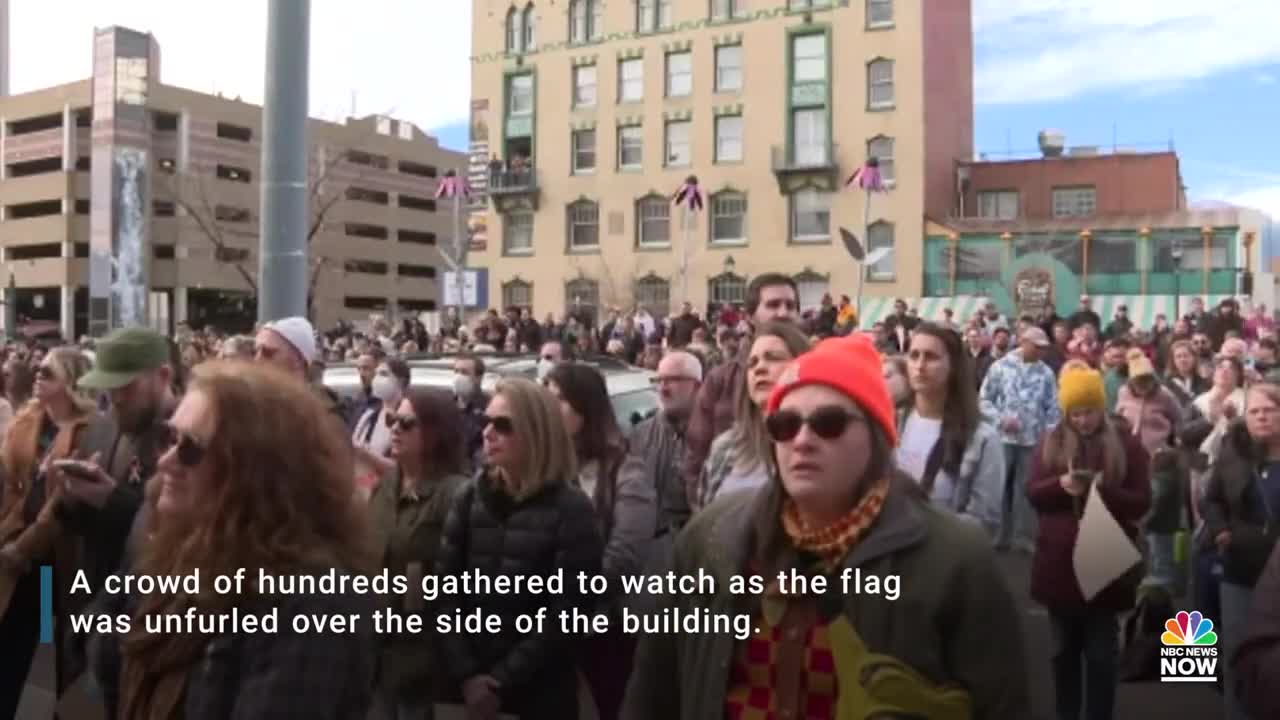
[161,423,207,467]
[385,413,419,431]
[765,406,864,443]
[482,415,515,435]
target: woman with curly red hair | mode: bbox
[89,361,377,720]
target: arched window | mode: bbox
[502,278,533,311]
[522,4,537,51]
[566,277,601,327]
[867,221,896,280]
[867,58,894,108]
[708,272,747,316]
[868,135,895,185]
[635,273,671,319]
[566,199,600,249]
[636,194,671,247]
[505,7,520,52]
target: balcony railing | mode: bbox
[487,167,540,212]
[770,144,839,192]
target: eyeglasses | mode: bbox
[765,406,864,443]
[385,413,419,431]
[161,423,207,467]
[652,376,696,387]
[482,415,515,435]
[36,366,57,382]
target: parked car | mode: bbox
[322,352,659,430]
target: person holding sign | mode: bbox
[1027,360,1151,720]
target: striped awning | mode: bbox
[1089,294,1250,328]
[859,296,988,327]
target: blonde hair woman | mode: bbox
[434,377,603,719]
[0,347,102,717]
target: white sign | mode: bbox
[443,271,479,307]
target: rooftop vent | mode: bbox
[1038,130,1065,157]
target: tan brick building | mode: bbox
[0,26,463,338]
[467,0,972,325]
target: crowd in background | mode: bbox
[0,281,1278,720]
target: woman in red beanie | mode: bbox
[623,334,1031,719]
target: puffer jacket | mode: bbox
[434,470,603,719]
[1201,422,1280,587]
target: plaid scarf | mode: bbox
[780,476,890,573]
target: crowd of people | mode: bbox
[0,279,1277,719]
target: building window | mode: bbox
[715,115,744,163]
[619,58,644,102]
[666,51,693,97]
[572,129,597,173]
[795,273,829,312]
[868,135,895,185]
[708,273,747,310]
[792,33,827,84]
[790,189,831,243]
[504,212,535,254]
[789,0,832,8]
[505,7,520,52]
[636,0,673,32]
[792,109,828,165]
[978,190,1019,220]
[710,191,747,245]
[867,221,895,279]
[636,195,671,247]
[573,65,597,107]
[567,200,600,249]
[710,0,746,20]
[1053,186,1097,218]
[618,126,643,169]
[867,0,893,26]
[867,59,894,108]
[503,279,533,309]
[508,74,534,115]
[570,0,603,43]
[714,45,743,93]
[566,278,601,327]
[665,120,691,167]
[522,4,537,50]
[635,275,671,318]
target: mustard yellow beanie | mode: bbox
[1058,360,1106,414]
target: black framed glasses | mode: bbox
[161,423,207,467]
[765,406,864,443]
[385,413,419,431]
[482,415,515,436]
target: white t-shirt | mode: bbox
[352,407,394,460]
[894,411,943,484]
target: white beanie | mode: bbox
[264,316,317,364]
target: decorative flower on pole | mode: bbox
[672,175,704,212]
[434,169,473,200]
[845,157,885,193]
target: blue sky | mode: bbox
[430,0,1280,218]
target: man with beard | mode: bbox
[622,351,703,535]
[56,328,178,587]
[254,316,346,428]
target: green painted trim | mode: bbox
[783,24,833,170]
[471,1,850,64]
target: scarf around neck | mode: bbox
[781,476,890,573]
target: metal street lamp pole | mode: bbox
[1172,247,1184,321]
[258,0,311,323]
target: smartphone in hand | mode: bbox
[51,459,103,482]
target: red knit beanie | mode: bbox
[765,333,899,446]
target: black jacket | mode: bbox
[1201,423,1280,587]
[435,471,603,718]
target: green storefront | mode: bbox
[915,223,1247,327]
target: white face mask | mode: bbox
[371,375,399,401]
[536,359,555,380]
[453,373,476,399]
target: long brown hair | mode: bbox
[729,321,811,473]
[906,323,980,478]
[1041,413,1127,484]
[489,377,577,500]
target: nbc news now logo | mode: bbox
[1160,610,1219,682]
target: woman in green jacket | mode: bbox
[622,333,1031,720]
[368,388,469,720]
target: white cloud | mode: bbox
[1229,187,1280,220]
[8,0,472,133]
[975,0,1280,104]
